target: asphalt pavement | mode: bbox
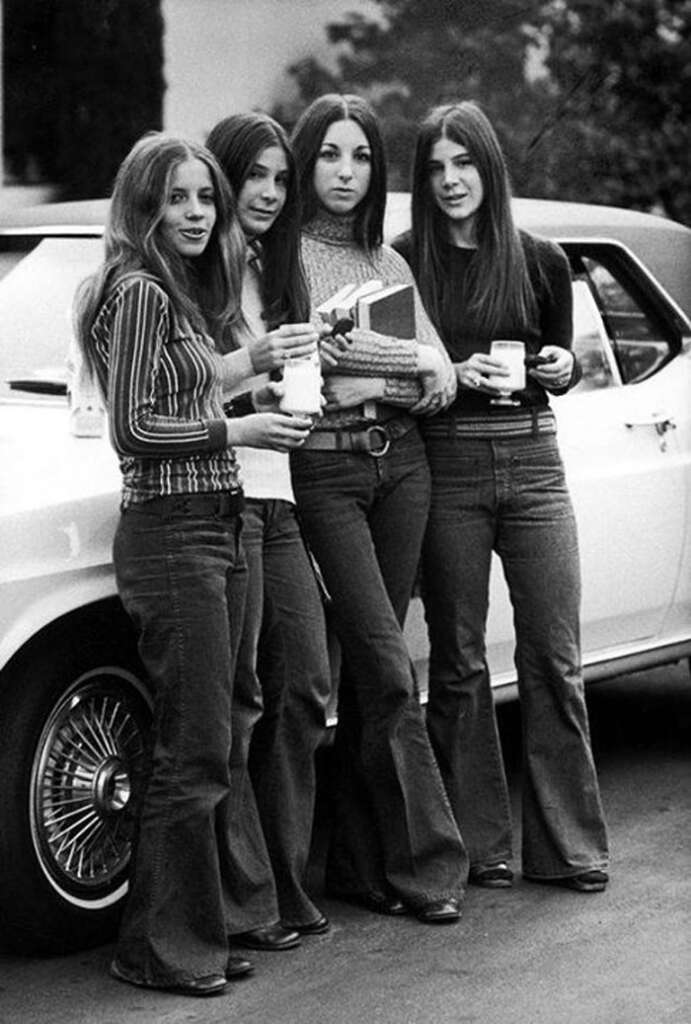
[1,661,689,1024]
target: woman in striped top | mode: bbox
[74,132,313,996]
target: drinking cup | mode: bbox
[488,340,526,405]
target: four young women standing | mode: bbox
[76,93,608,997]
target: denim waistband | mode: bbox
[123,490,245,517]
[422,409,556,439]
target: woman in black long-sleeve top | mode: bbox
[393,101,609,895]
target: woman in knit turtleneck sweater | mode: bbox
[289,94,467,925]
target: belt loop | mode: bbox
[531,409,539,438]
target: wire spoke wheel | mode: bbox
[30,670,151,907]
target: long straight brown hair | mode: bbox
[206,112,310,331]
[75,132,245,378]
[291,93,387,251]
[410,102,536,337]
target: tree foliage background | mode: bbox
[3,0,164,199]
[273,0,691,225]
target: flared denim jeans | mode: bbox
[422,432,609,878]
[231,498,332,928]
[291,429,467,908]
[111,495,279,988]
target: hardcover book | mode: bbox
[355,282,415,340]
[315,283,358,326]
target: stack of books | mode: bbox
[316,280,416,417]
[316,280,415,340]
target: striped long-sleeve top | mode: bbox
[90,274,241,507]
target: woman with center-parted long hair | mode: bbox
[289,93,468,924]
[393,101,609,894]
[206,111,332,938]
[74,132,314,996]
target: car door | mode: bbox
[550,242,690,657]
[408,236,691,689]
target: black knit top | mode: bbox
[392,229,576,418]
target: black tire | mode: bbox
[0,604,151,955]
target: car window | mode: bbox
[580,256,670,383]
[0,235,104,401]
[570,279,620,392]
[564,243,681,390]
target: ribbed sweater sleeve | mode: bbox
[324,325,418,376]
[382,376,423,405]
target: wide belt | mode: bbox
[422,409,557,439]
[302,413,416,457]
[126,491,245,517]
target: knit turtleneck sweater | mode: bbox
[301,209,452,429]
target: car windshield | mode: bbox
[0,236,104,401]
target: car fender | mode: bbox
[0,566,119,678]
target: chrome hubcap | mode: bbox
[31,672,150,901]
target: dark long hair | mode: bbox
[206,112,310,329]
[290,93,387,251]
[75,132,245,376]
[410,102,536,336]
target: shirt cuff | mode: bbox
[207,418,229,451]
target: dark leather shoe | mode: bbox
[415,897,462,924]
[468,862,514,889]
[231,923,301,951]
[111,959,227,996]
[226,955,254,979]
[526,869,609,893]
[287,914,330,935]
[335,890,407,916]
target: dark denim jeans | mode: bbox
[291,429,467,907]
[111,496,279,988]
[231,498,331,928]
[422,433,609,878]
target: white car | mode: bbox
[0,197,690,954]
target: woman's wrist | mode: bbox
[416,344,442,375]
[222,347,255,388]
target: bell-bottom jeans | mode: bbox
[232,498,332,929]
[111,496,279,988]
[422,432,609,878]
[291,429,467,908]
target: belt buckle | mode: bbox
[366,424,390,458]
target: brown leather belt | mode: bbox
[302,414,416,457]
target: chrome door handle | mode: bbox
[624,413,676,432]
[624,413,676,450]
